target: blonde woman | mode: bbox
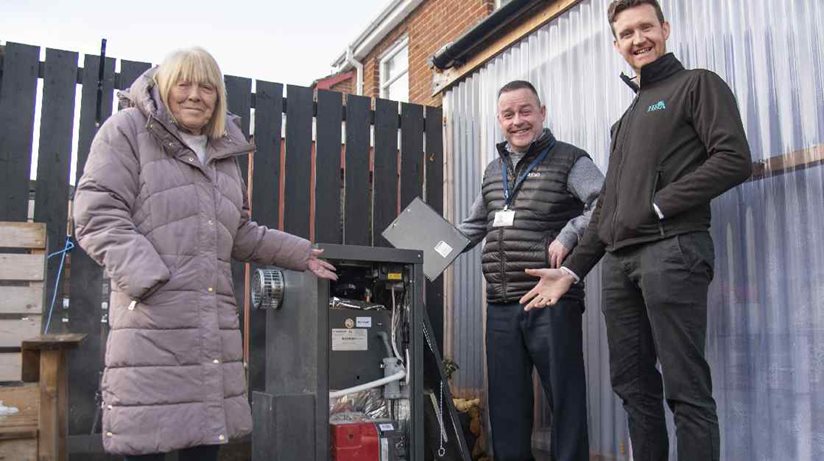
[73,47,336,460]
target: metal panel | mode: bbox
[442,0,824,459]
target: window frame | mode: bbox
[379,37,409,101]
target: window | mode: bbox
[379,38,409,102]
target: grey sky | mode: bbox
[1,0,389,85]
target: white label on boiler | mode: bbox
[356,317,372,328]
[331,328,368,351]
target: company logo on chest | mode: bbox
[647,100,667,112]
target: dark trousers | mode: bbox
[486,298,589,461]
[602,232,719,461]
[124,445,220,461]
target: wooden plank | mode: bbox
[224,75,252,178]
[314,90,343,244]
[251,81,283,230]
[400,102,424,209]
[0,222,46,249]
[425,106,445,351]
[750,144,824,180]
[38,350,68,461]
[0,284,44,315]
[424,107,444,215]
[0,438,37,461]
[0,43,40,222]
[373,98,399,247]
[0,383,39,460]
[34,49,77,315]
[0,317,42,348]
[75,54,115,183]
[247,80,283,394]
[0,353,22,382]
[225,75,253,314]
[0,427,37,442]
[118,60,151,91]
[0,255,45,281]
[21,334,85,351]
[343,95,371,246]
[0,383,39,430]
[283,85,313,239]
[67,52,113,436]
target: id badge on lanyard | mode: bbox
[494,145,552,228]
[493,208,516,227]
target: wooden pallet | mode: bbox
[0,221,47,382]
[0,334,85,461]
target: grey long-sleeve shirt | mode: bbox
[457,155,605,251]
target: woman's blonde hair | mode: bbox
[154,47,227,139]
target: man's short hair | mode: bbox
[607,0,666,32]
[497,80,542,106]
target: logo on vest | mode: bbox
[647,100,667,112]
[527,172,541,178]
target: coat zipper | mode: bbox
[653,170,665,236]
[610,96,641,246]
[498,227,507,303]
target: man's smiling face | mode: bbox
[497,88,546,152]
[612,3,671,75]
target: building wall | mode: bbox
[442,0,824,458]
[361,0,494,106]
[328,76,355,95]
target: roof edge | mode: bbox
[332,0,425,69]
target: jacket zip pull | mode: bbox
[128,300,137,311]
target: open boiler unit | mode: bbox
[250,244,470,461]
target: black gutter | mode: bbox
[430,0,546,70]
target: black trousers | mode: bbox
[602,232,719,461]
[486,298,589,461]
[123,444,220,461]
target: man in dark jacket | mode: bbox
[520,1,752,460]
[458,80,605,461]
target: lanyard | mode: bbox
[501,141,554,208]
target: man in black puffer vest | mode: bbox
[520,2,752,460]
[457,80,604,461]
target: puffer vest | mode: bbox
[481,131,588,303]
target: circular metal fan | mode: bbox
[251,268,285,310]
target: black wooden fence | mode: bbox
[0,41,444,446]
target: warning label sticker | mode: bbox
[331,328,368,351]
[434,240,453,258]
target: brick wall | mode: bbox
[361,0,494,107]
[329,76,355,95]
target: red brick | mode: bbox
[350,0,493,107]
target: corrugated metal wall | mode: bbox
[442,0,824,458]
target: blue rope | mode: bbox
[44,236,75,334]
